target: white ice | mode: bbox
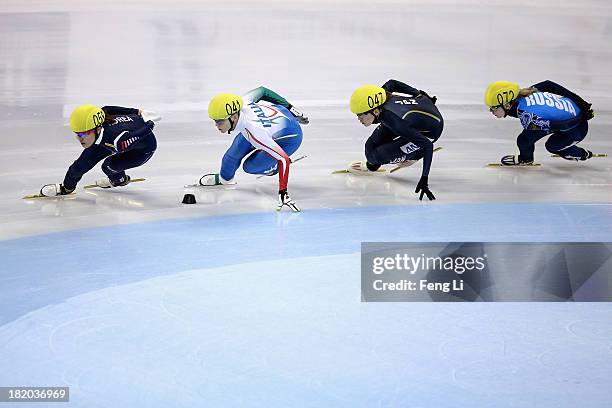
[1,1,612,407]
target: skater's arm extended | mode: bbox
[103,106,161,122]
[380,111,434,177]
[244,86,289,107]
[244,86,309,124]
[62,146,112,190]
[532,80,590,111]
[382,79,437,104]
[382,79,420,96]
[101,106,140,116]
[112,120,155,153]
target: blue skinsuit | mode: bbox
[507,80,591,162]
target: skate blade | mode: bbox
[371,146,443,174]
[332,169,386,174]
[551,153,607,158]
[23,192,76,199]
[487,163,541,167]
[184,182,237,188]
[83,178,146,189]
[390,162,416,173]
[257,155,308,179]
[291,154,307,163]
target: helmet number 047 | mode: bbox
[368,92,384,109]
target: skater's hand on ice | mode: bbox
[276,189,301,212]
[415,176,435,201]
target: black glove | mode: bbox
[415,176,435,201]
[419,90,437,105]
[581,103,594,121]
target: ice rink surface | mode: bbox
[1,1,612,407]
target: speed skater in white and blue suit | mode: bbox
[200,87,308,212]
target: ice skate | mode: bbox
[83,176,145,189]
[488,155,541,167]
[333,161,386,175]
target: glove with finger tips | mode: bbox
[415,176,436,201]
[277,189,301,212]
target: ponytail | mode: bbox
[519,87,537,97]
[101,107,115,126]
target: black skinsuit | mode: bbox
[365,79,443,180]
[63,106,157,190]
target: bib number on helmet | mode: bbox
[225,100,241,116]
[367,92,384,109]
[496,90,515,106]
[93,111,105,127]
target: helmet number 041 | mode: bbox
[225,101,240,116]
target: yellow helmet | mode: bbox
[350,85,387,114]
[484,81,520,107]
[208,93,244,120]
[70,104,105,132]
